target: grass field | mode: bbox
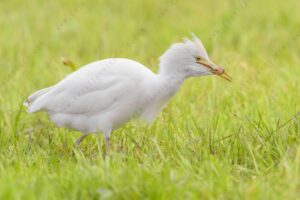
[1,0,300,199]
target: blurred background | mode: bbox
[1,0,300,114]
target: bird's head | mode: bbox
[159,34,231,81]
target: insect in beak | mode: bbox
[196,59,232,82]
[217,70,232,82]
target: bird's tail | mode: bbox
[23,86,53,113]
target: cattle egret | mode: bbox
[24,34,231,153]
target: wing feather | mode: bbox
[28,59,138,115]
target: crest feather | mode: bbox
[183,33,209,60]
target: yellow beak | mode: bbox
[217,71,232,82]
[196,60,232,82]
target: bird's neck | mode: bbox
[139,72,186,123]
[152,71,187,109]
[156,72,186,95]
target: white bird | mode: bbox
[24,34,231,153]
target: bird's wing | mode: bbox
[28,60,139,115]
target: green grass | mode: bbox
[1,0,300,199]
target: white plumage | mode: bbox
[24,34,231,152]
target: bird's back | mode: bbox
[25,58,156,133]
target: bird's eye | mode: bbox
[195,57,202,61]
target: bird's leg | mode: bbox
[104,130,111,156]
[75,134,89,146]
[104,136,110,155]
